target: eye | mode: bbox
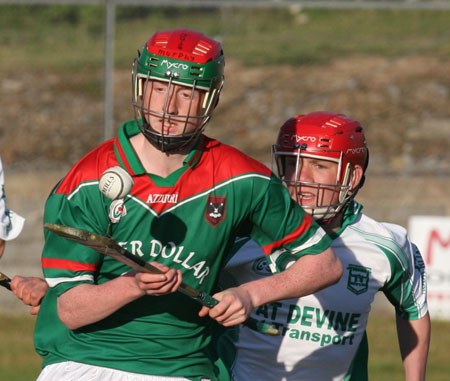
[311,159,330,170]
[155,85,167,93]
[179,90,192,99]
[150,81,167,93]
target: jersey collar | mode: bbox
[114,120,205,176]
[329,201,363,239]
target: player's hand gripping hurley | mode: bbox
[0,271,11,291]
[44,223,279,336]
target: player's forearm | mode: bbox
[239,247,342,307]
[396,313,431,381]
[57,274,144,330]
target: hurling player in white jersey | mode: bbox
[0,157,43,311]
[0,156,25,258]
[219,111,430,381]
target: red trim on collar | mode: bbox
[115,137,135,176]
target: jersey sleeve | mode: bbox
[244,175,332,272]
[381,223,428,320]
[42,172,110,296]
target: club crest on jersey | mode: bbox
[252,257,272,276]
[109,199,127,223]
[347,264,371,295]
[205,196,227,227]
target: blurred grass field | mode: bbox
[0,312,449,380]
[0,5,449,73]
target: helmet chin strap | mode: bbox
[304,204,339,221]
[142,122,201,154]
[305,203,351,232]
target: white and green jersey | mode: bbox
[0,155,25,240]
[34,121,332,381]
[219,201,428,381]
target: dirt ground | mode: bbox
[0,55,449,313]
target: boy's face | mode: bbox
[142,79,207,136]
[284,156,340,209]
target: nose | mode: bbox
[296,159,318,183]
[298,165,313,182]
[165,87,178,115]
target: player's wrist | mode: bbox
[121,271,147,298]
[236,283,261,309]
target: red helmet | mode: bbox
[272,111,368,220]
[132,29,225,153]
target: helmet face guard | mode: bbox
[131,29,225,153]
[272,147,354,221]
[272,112,368,222]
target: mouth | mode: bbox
[297,192,317,205]
[161,122,178,133]
[298,192,315,200]
[158,118,186,134]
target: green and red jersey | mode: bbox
[35,120,331,380]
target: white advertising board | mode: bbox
[409,216,450,320]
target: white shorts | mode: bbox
[36,361,192,381]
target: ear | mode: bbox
[349,165,364,191]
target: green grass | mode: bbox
[0,5,449,72]
[0,312,449,380]
[0,314,41,380]
[367,313,450,380]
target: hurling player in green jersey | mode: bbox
[14,30,342,381]
[219,112,430,381]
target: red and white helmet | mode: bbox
[272,111,368,221]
